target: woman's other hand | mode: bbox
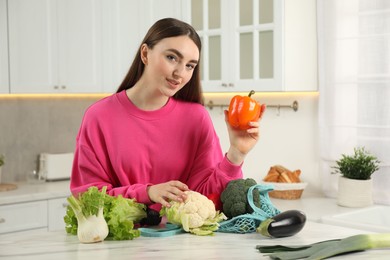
[224,104,266,165]
[147,180,189,208]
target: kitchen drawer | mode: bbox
[48,197,68,231]
[0,200,47,234]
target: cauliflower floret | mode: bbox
[179,191,216,231]
[186,191,214,213]
[181,200,198,214]
[186,213,203,229]
[160,190,227,235]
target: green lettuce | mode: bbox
[64,186,147,240]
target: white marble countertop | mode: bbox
[1,181,389,259]
[0,221,389,260]
[0,181,71,205]
[270,195,360,222]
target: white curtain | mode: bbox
[317,0,390,205]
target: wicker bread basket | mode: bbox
[263,182,308,200]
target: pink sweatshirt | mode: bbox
[70,90,243,205]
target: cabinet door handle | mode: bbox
[221,83,228,87]
[0,218,5,223]
[228,83,234,87]
[61,85,66,89]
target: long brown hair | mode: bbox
[116,18,203,105]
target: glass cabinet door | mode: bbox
[235,0,282,91]
[190,0,226,91]
[189,0,282,92]
[239,0,274,79]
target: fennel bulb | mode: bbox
[67,187,109,243]
[64,186,147,241]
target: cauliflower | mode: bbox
[160,191,227,236]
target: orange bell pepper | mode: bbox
[228,90,261,130]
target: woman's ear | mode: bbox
[140,44,148,65]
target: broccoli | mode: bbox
[220,178,260,219]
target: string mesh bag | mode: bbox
[217,184,281,234]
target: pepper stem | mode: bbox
[248,90,255,97]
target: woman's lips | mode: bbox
[167,78,180,89]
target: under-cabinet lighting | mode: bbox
[204,91,318,99]
[0,91,318,99]
[0,93,110,99]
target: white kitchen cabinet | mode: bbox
[102,0,187,93]
[0,0,9,93]
[100,0,143,93]
[0,197,69,233]
[8,0,103,93]
[140,0,187,33]
[0,200,48,234]
[185,0,317,92]
[283,0,317,92]
[48,197,68,231]
[0,181,71,234]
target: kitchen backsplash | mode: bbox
[0,96,97,183]
[0,92,321,195]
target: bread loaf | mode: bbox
[263,167,280,182]
[263,165,301,183]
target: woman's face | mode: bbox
[141,35,199,97]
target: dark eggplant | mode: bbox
[257,210,306,238]
[140,207,162,226]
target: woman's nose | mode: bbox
[173,64,185,78]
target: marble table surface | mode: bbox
[1,221,389,260]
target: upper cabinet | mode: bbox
[283,0,317,92]
[185,0,317,92]
[102,0,186,93]
[8,0,103,93]
[4,0,317,94]
[0,0,9,94]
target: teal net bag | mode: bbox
[217,183,281,234]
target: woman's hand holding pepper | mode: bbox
[224,104,266,165]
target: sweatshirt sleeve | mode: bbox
[70,143,152,204]
[70,106,152,205]
[184,111,243,196]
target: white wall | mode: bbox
[204,92,321,195]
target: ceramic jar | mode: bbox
[337,176,373,207]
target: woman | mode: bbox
[70,18,265,210]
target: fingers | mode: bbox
[247,122,259,135]
[169,180,189,192]
[259,103,266,119]
[148,181,189,208]
[224,110,230,124]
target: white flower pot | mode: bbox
[337,176,373,207]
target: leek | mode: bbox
[256,233,390,260]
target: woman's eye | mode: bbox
[167,55,176,61]
[186,64,195,70]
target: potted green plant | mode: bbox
[332,147,380,207]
